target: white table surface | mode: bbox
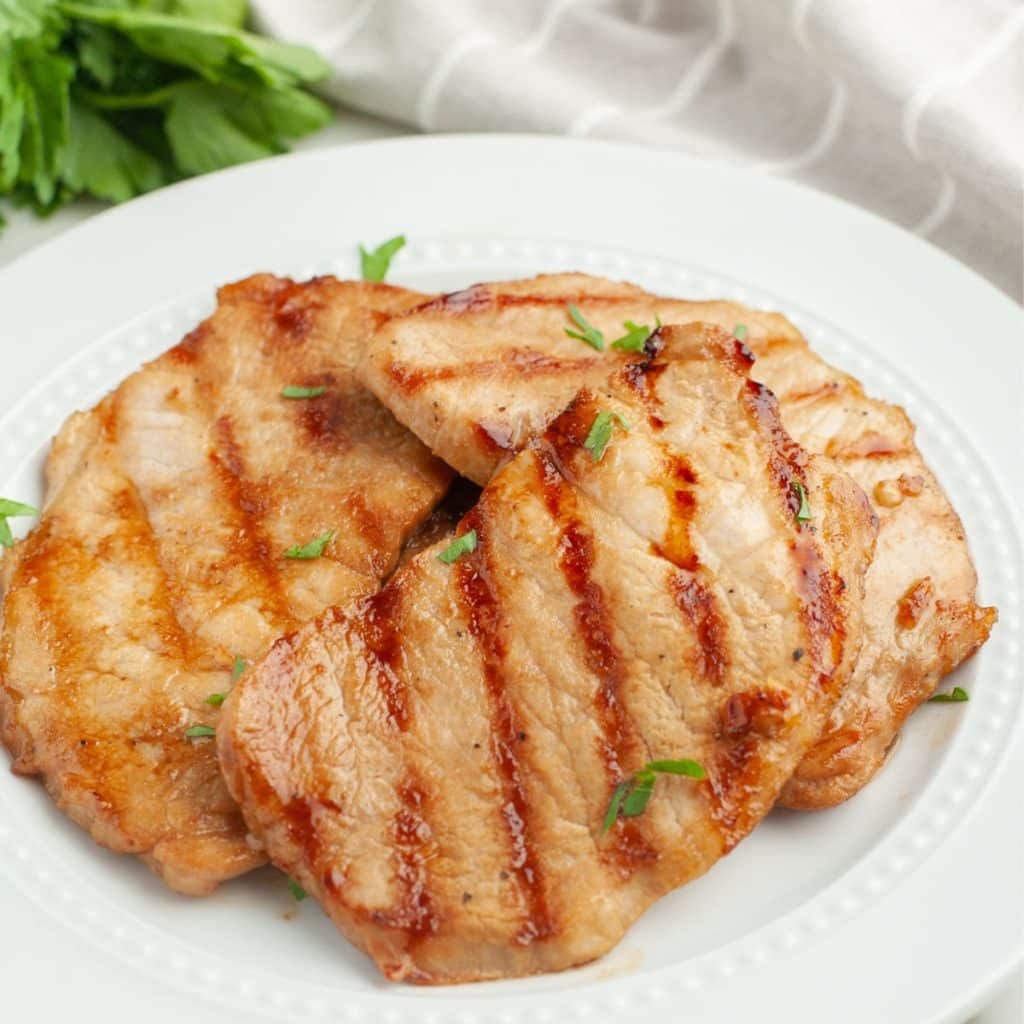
[1,109,1019,1024]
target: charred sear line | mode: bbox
[535,455,656,873]
[358,585,410,731]
[740,380,845,684]
[209,415,292,628]
[387,349,603,396]
[454,509,554,946]
[669,573,728,687]
[369,778,439,939]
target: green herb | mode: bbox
[602,759,705,833]
[281,385,326,399]
[611,316,659,352]
[0,499,40,518]
[928,686,969,703]
[185,724,216,739]
[0,498,39,549]
[205,692,227,706]
[231,656,246,681]
[792,482,812,523]
[564,304,605,350]
[287,877,308,901]
[437,529,478,565]
[0,2,331,226]
[734,323,748,341]
[359,234,406,282]
[284,530,334,560]
[583,411,630,462]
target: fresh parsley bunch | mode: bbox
[0,0,333,227]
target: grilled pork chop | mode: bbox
[0,274,452,894]
[358,274,995,809]
[220,326,876,982]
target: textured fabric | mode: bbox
[253,0,1023,300]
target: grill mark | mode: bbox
[292,373,350,449]
[454,507,554,946]
[210,415,293,629]
[668,573,729,687]
[535,455,657,874]
[271,280,321,340]
[655,454,700,572]
[357,584,410,731]
[621,360,668,429]
[825,430,908,460]
[166,321,209,364]
[368,777,439,939]
[346,492,392,578]
[410,286,650,317]
[896,577,934,630]
[740,379,845,682]
[387,349,604,396]
[108,484,202,667]
[473,420,514,456]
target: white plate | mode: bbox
[1,136,1021,1024]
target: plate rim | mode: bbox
[0,135,1022,1024]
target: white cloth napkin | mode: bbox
[253,0,1023,300]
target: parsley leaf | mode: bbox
[437,529,478,565]
[284,530,334,560]
[185,724,216,739]
[231,656,246,681]
[583,411,630,462]
[0,499,40,518]
[792,482,812,523]
[287,877,308,901]
[0,2,331,226]
[281,385,326,399]
[734,323,748,341]
[602,759,706,833]
[928,686,969,703]
[359,234,406,282]
[564,304,604,350]
[62,98,165,202]
[0,498,39,549]
[611,317,659,352]
[205,692,227,706]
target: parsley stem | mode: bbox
[75,83,185,110]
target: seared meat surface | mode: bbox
[0,275,452,894]
[221,326,875,982]
[358,274,995,808]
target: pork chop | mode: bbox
[0,274,452,894]
[358,274,995,809]
[220,326,876,982]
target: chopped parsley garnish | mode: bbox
[185,724,216,739]
[359,234,406,282]
[602,759,706,833]
[287,877,308,901]
[583,411,630,462]
[565,304,605,350]
[792,482,812,522]
[205,693,227,707]
[734,324,749,341]
[284,531,334,560]
[438,529,478,565]
[0,498,39,549]
[231,656,247,682]
[281,385,326,399]
[611,317,660,352]
[929,686,969,703]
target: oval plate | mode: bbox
[0,136,1021,1024]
